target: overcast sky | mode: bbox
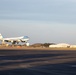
[0,0,76,44]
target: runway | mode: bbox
[0,49,76,75]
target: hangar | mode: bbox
[49,43,70,48]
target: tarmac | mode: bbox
[0,48,76,75]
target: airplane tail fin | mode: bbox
[0,33,3,39]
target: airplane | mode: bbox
[0,33,29,46]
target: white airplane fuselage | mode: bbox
[0,34,29,45]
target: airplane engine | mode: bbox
[5,40,13,42]
[5,40,9,42]
[12,41,19,44]
[12,41,16,44]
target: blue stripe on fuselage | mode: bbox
[23,36,29,39]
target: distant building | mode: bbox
[49,43,70,48]
[70,45,76,48]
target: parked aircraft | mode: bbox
[0,33,29,46]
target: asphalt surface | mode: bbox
[0,49,76,75]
